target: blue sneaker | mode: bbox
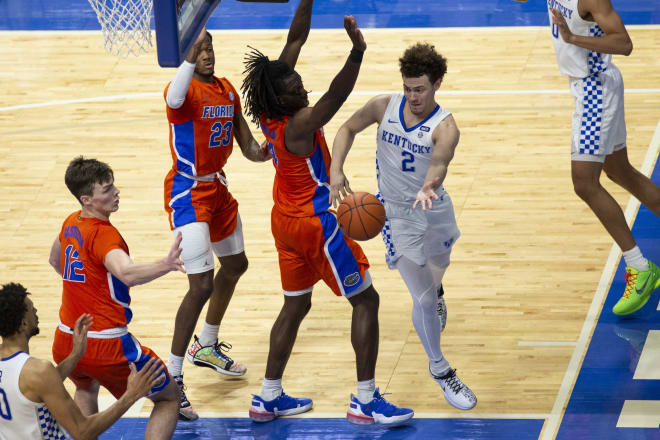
[249,391,313,422]
[346,388,414,426]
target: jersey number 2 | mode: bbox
[401,151,416,172]
[0,388,12,420]
[209,121,233,148]
[63,245,85,283]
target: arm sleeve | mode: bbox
[165,61,196,109]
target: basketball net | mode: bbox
[87,0,153,57]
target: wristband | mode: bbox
[349,48,364,63]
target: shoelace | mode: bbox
[623,269,637,300]
[442,370,464,394]
[213,341,233,361]
[174,378,191,405]
[371,391,397,411]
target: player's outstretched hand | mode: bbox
[126,359,164,401]
[413,177,441,211]
[344,16,366,52]
[71,313,93,359]
[550,8,572,42]
[329,168,352,208]
[186,26,208,63]
[165,232,186,274]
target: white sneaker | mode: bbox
[430,366,477,410]
[437,285,447,332]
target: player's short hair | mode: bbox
[0,283,29,338]
[65,156,114,204]
[399,43,448,84]
[241,46,296,125]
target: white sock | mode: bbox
[199,322,220,347]
[623,246,649,272]
[260,378,283,401]
[357,378,376,404]
[167,353,184,377]
[430,358,450,377]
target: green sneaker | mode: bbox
[612,261,660,315]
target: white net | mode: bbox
[87,0,153,58]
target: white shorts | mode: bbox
[569,64,627,163]
[173,213,245,275]
[377,193,460,269]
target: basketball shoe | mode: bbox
[437,284,447,332]
[346,388,414,426]
[186,335,246,376]
[612,261,660,315]
[173,375,198,421]
[249,391,313,422]
[430,366,477,410]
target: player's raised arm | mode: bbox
[103,232,185,287]
[285,16,366,153]
[329,94,390,207]
[413,115,460,211]
[279,0,313,69]
[550,0,632,55]
[165,27,209,109]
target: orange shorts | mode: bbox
[52,329,169,399]
[164,169,238,242]
[271,209,369,296]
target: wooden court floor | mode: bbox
[1,26,659,430]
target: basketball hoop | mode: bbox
[87,0,153,58]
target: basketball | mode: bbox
[336,192,386,241]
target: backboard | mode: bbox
[153,0,221,67]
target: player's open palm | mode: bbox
[71,314,93,358]
[126,359,163,400]
[550,9,572,42]
[344,16,366,52]
[329,169,352,208]
[165,232,185,273]
[413,177,441,211]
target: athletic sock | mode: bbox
[357,378,376,404]
[261,378,283,401]
[199,323,220,347]
[167,353,184,377]
[623,246,650,272]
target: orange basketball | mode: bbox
[336,192,386,241]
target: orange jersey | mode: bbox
[260,115,332,217]
[58,211,132,331]
[165,76,241,176]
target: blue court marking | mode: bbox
[101,416,544,440]
[557,158,660,439]
[1,0,659,30]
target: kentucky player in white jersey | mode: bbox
[0,283,162,440]
[331,43,477,411]
[541,0,660,315]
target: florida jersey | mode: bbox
[58,211,132,331]
[165,76,241,176]
[260,115,332,217]
[548,0,611,78]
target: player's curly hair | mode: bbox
[0,283,29,338]
[65,156,114,204]
[241,46,295,125]
[399,43,448,84]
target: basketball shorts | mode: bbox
[569,64,627,163]
[173,213,245,274]
[164,169,238,240]
[52,328,170,399]
[271,209,370,298]
[377,192,460,269]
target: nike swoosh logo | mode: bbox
[387,119,398,123]
[635,276,652,295]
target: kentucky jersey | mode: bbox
[0,352,67,440]
[164,76,241,176]
[260,115,332,217]
[548,0,611,78]
[376,93,451,205]
[58,211,132,332]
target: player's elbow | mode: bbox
[166,95,185,109]
[622,40,633,56]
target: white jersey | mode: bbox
[548,0,611,78]
[0,352,68,440]
[376,93,451,205]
